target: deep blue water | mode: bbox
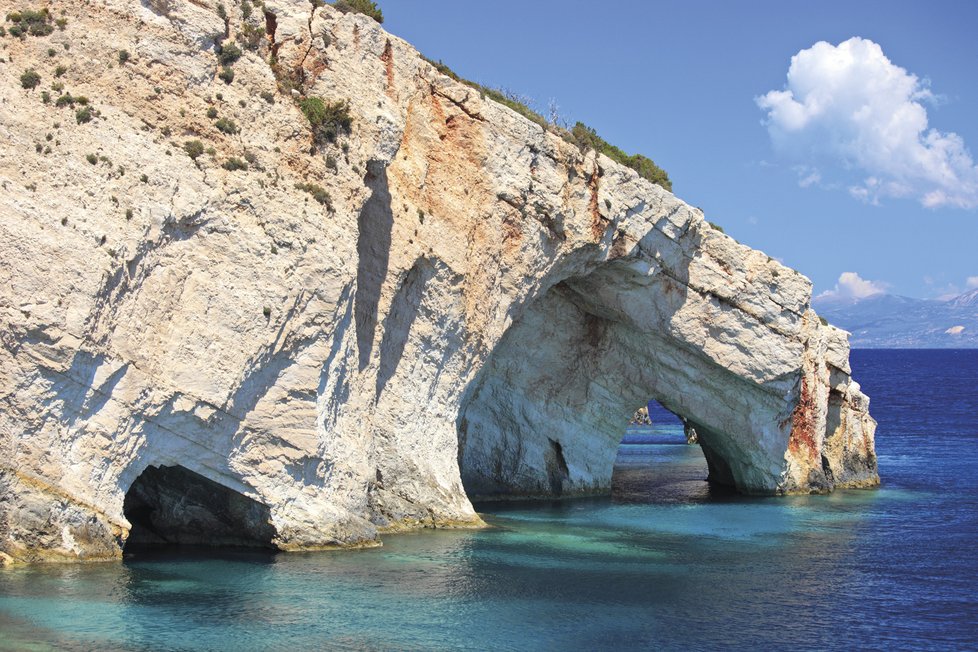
[2,350,977,650]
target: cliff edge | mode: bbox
[0,0,877,563]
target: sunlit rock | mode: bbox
[0,0,876,563]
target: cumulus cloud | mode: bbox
[967,276,978,289]
[817,272,888,302]
[757,37,978,209]
[946,325,965,335]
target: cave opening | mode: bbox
[611,400,720,502]
[122,465,277,553]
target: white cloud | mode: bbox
[795,166,822,188]
[967,276,978,289]
[817,271,888,302]
[946,325,965,335]
[757,37,978,209]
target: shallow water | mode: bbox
[2,350,977,650]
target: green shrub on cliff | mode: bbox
[215,117,238,135]
[222,157,248,171]
[299,97,351,143]
[6,9,54,37]
[295,182,333,208]
[183,140,205,160]
[331,0,383,23]
[217,42,242,66]
[20,68,40,89]
[75,106,93,124]
[570,122,671,191]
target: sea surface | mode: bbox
[1,349,977,650]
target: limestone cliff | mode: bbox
[0,0,877,563]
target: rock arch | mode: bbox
[457,224,878,497]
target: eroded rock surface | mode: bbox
[0,0,877,563]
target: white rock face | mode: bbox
[0,0,877,563]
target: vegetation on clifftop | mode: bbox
[421,56,672,192]
[329,0,383,24]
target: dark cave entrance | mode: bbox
[122,465,277,552]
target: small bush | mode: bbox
[206,106,218,119]
[86,153,97,164]
[819,315,829,327]
[222,157,248,171]
[240,23,264,50]
[20,68,41,89]
[217,41,242,66]
[40,90,50,103]
[118,49,130,64]
[331,0,383,23]
[183,140,205,160]
[54,64,66,77]
[8,9,54,37]
[325,154,337,172]
[299,97,351,143]
[215,117,238,134]
[295,182,332,208]
[46,47,55,56]
[55,93,74,107]
[260,90,274,104]
[571,122,671,191]
[218,66,235,84]
[706,221,724,233]
[75,106,93,123]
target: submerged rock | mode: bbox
[0,0,877,563]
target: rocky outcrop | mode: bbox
[628,406,652,426]
[0,0,877,563]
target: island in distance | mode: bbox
[814,288,978,348]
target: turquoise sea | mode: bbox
[1,349,976,650]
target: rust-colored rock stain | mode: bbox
[588,166,604,241]
[380,39,396,99]
[788,374,818,462]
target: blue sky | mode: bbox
[381,1,978,301]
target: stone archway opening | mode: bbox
[456,255,798,501]
[611,399,724,502]
[122,465,277,552]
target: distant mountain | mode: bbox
[813,289,978,348]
